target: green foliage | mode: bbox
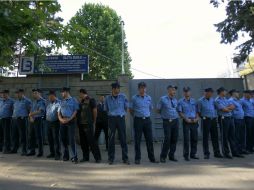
[210,0,254,66]
[64,3,132,79]
[0,1,63,67]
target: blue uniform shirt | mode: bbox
[241,98,254,117]
[105,93,128,117]
[13,96,32,118]
[157,95,178,119]
[177,97,197,118]
[215,96,233,117]
[31,97,46,118]
[58,97,79,118]
[0,98,14,118]
[130,94,153,117]
[197,97,217,118]
[46,99,60,121]
[228,97,244,119]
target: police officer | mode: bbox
[46,90,61,160]
[241,90,254,153]
[58,87,79,164]
[228,89,246,155]
[129,82,157,165]
[27,89,46,157]
[157,85,179,163]
[105,82,129,165]
[11,89,31,155]
[0,91,3,152]
[77,89,101,163]
[215,87,241,158]
[197,88,222,159]
[94,95,109,151]
[178,87,199,161]
[0,90,14,154]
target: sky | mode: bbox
[58,0,239,79]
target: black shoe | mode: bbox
[108,160,114,165]
[160,158,166,163]
[37,153,43,157]
[3,150,11,154]
[95,159,101,163]
[135,160,141,165]
[204,155,210,159]
[71,157,78,164]
[190,155,199,159]
[169,156,178,162]
[46,154,55,158]
[26,151,36,156]
[80,158,89,163]
[214,153,223,158]
[150,159,159,163]
[184,157,190,161]
[10,149,17,154]
[241,150,249,155]
[63,157,69,161]
[21,151,27,156]
[55,155,61,160]
[224,154,233,159]
[123,159,130,165]
[232,154,244,158]
[0,148,2,152]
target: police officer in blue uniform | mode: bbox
[215,87,241,158]
[129,82,157,165]
[0,91,3,152]
[0,90,14,154]
[27,89,46,157]
[157,85,179,163]
[105,82,129,165]
[58,87,79,164]
[11,89,31,155]
[197,88,222,159]
[46,90,61,160]
[178,87,199,161]
[241,90,254,153]
[228,89,246,155]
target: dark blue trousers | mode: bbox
[60,121,77,160]
[234,118,246,153]
[2,117,12,152]
[183,121,198,158]
[28,118,43,154]
[134,117,155,161]
[12,117,28,153]
[218,117,237,156]
[108,116,128,162]
[0,118,3,151]
[47,120,61,157]
[245,116,254,152]
[160,119,179,159]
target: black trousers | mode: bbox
[183,121,198,158]
[79,124,101,161]
[94,121,108,150]
[134,117,155,161]
[108,116,128,162]
[2,117,12,152]
[0,119,3,151]
[47,121,61,157]
[28,118,43,154]
[160,119,179,159]
[12,117,28,153]
[234,118,246,153]
[201,118,220,156]
[218,116,237,155]
[245,116,254,152]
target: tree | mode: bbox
[0,1,63,68]
[210,0,254,66]
[64,3,132,80]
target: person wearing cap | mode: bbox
[178,87,199,161]
[129,82,157,165]
[0,91,4,152]
[105,82,129,165]
[197,88,223,159]
[0,90,14,153]
[77,89,101,163]
[27,89,46,157]
[45,90,61,160]
[58,87,79,164]
[215,87,240,159]
[241,90,254,153]
[94,95,108,151]
[228,89,246,155]
[11,89,31,155]
[157,85,179,163]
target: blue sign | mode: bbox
[33,55,89,74]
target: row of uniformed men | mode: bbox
[0,82,254,165]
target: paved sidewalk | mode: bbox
[0,142,254,190]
